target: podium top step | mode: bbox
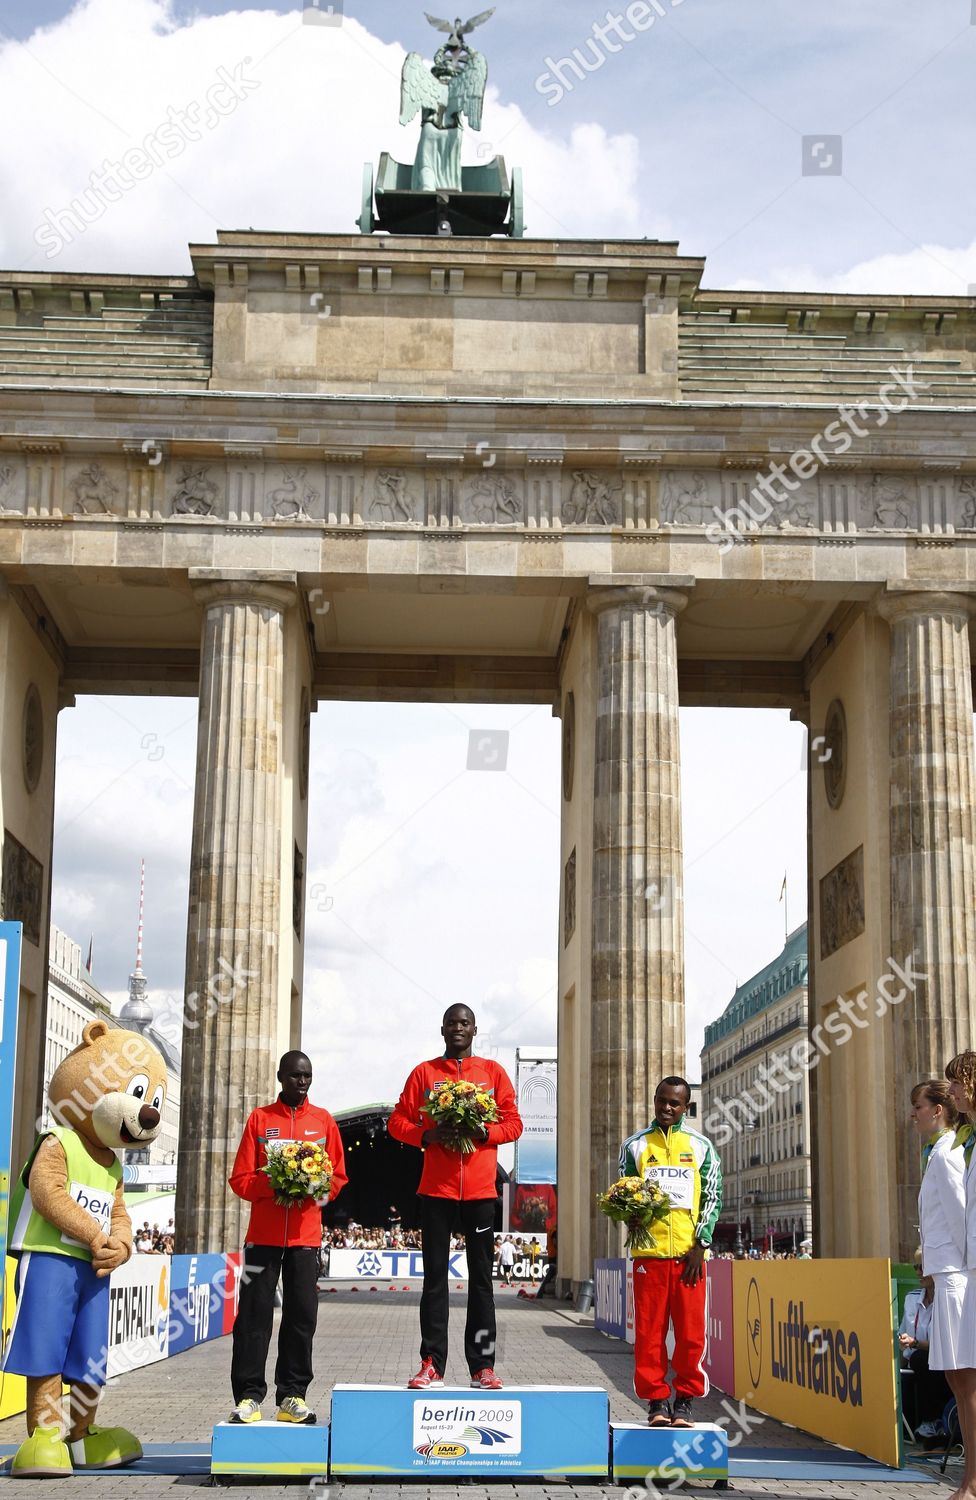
[612,1421,727,1433]
[213,1420,327,1430]
[332,1383,608,1394]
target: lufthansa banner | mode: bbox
[732,1259,900,1469]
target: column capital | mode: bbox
[189,568,298,613]
[586,573,693,620]
[876,582,976,626]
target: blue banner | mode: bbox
[594,1258,627,1340]
[0,924,23,1331]
[167,1252,228,1355]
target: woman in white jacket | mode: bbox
[911,1081,965,1422]
[945,1052,976,1500]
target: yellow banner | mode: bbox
[0,1256,25,1420]
[732,1259,900,1469]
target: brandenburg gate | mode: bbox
[1,226,975,1276]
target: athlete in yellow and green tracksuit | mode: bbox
[619,1077,723,1425]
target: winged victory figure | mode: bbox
[400,8,494,191]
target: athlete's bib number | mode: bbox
[63,1181,114,1246]
[644,1164,694,1209]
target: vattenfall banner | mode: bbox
[514,1055,557,1185]
[732,1259,901,1469]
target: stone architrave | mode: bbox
[878,585,976,1259]
[175,571,297,1254]
[586,578,691,1260]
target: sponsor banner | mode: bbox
[494,1256,549,1282]
[107,1252,171,1378]
[168,1252,227,1356]
[329,1247,469,1281]
[514,1056,557,1185]
[625,1257,635,1345]
[222,1251,242,1335]
[732,1259,900,1469]
[704,1257,734,1394]
[594,1258,627,1339]
[0,1257,26,1420]
[0,925,22,1336]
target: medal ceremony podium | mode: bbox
[210,1386,730,1485]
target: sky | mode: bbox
[2,0,969,1112]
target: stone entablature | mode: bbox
[3,454,976,538]
[3,235,974,401]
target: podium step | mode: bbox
[330,1383,609,1478]
[210,1420,329,1478]
[611,1422,729,1485]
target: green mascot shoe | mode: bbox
[11,1426,72,1477]
[68,1425,143,1469]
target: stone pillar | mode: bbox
[587,581,689,1261]
[878,585,976,1261]
[175,572,297,1254]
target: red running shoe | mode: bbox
[408,1358,444,1390]
[470,1368,503,1390]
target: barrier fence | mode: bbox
[0,1249,239,1419]
[595,1255,902,1469]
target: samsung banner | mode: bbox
[513,1050,557,1185]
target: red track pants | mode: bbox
[632,1257,708,1401]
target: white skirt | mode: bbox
[932,1269,974,1370]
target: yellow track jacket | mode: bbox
[619,1115,724,1259]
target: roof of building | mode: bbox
[702,922,809,1052]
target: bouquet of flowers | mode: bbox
[421,1079,499,1154]
[263,1140,333,1207]
[597,1176,671,1252]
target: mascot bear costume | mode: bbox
[3,1019,168,1477]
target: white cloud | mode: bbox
[0,0,642,273]
[751,236,976,296]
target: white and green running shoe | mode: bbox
[276,1396,316,1425]
[230,1398,263,1424]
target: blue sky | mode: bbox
[2,0,966,1111]
[2,0,973,288]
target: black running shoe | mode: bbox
[647,1398,672,1427]
[671,1396,694,1428]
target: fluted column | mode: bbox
[175,572,297,1254]
[878,586,976,1260]
[587,582,689,1260]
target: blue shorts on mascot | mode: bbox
[2,1019,167,1477]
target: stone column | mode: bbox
[878,585,976,1260]
[175,572,297,1254]
[587,581,689,1261]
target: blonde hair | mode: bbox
[945,1053,976,1111]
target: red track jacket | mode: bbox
[229,1096,347,1247]
[388,1054,523,1200]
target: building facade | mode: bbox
[701,925,811,1252]
[0,229,974,1264]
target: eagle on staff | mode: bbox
[400,8,495,191]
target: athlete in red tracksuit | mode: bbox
[388,1005,522,1390]
[228,1050,347,1426]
